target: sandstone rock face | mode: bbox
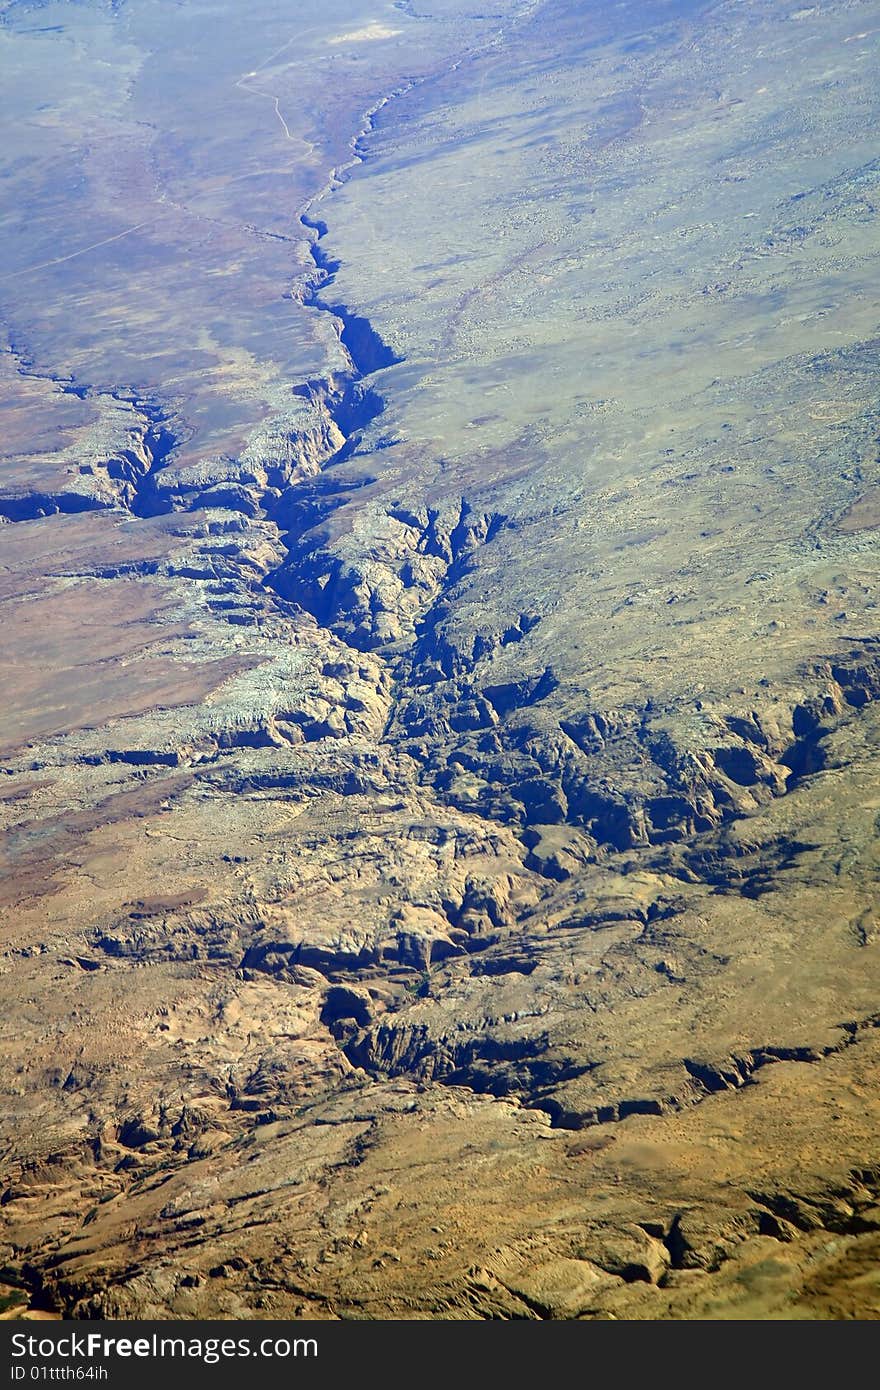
[1,0,880,1322]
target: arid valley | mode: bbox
[1,0,880,1319]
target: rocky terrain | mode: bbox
[1,0,879,1319]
